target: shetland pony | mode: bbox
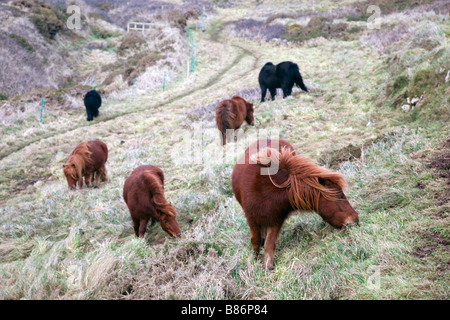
[258,61,308,102]
[215,95,255,145]
[84,90,102,121]
[232,139,359,270]
[123,165,181,238]
[63,140,108,189]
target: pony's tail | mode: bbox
[142,170,176,217]
[294,67,308,92]
[221,119,228,145]
[217,101,234,145]
[100,166,108,182]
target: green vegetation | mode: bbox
[8,33,35,53]
[91,25,122,39]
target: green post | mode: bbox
[163,72,166,91]
[40,99,43,123]
[132,79,135,96]
[186,26,195,74]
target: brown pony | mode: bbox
[63,140,108,189]
[215,95,255,145]
[123,165,181,238]
[232,139,359,270]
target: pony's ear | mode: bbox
[63,164,66,168]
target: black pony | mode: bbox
[84,90,102,121]
[258,61,308,102]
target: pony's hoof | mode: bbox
[92,186,98,189]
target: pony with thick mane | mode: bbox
[215,95,254,145]
[232,139,359,270]
[123,165,181,238]
[63,140,108,189]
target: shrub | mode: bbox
[91,26,121,39]
[118,32,146,54]
[30,7,63,39]
[96,2,114,12]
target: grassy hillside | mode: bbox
[0,0,448,299]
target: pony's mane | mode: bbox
[251,147,346,212]
[63,142,92,180]
[142,170,176,217]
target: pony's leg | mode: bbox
[249,223,262,259]
[138,219,149,238]
[132,218,140,237]
[281,82,289,98]
[85,172,92,188]
[260,226,267,247]
[263,225,282,270]
[260,86,267,102]
[93,170,101,188]
[86,107,93,121]
[78,177,83,189]
[99,165,107,182]
[222,131,227,146]
[269,88,276,101]
[282,80,294,98]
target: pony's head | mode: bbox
[63,163,79,189]
[158,205,181,238]
[245,102,255,125]
[316,178,359,229]
[63,143,91,190]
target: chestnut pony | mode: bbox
[232,139,359,270]
[215,95,255,145]
[63,140,108,189]
[123,165,181,238]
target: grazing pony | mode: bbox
[232,139,359,270]
[63,140,108,189]
[84,90,102,121]
[215,95,255,145]
[123,165,181,239]
[258,61,308,102]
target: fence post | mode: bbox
[163,71,166,91]
[132,79,135,96]
[40,99,44,123]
